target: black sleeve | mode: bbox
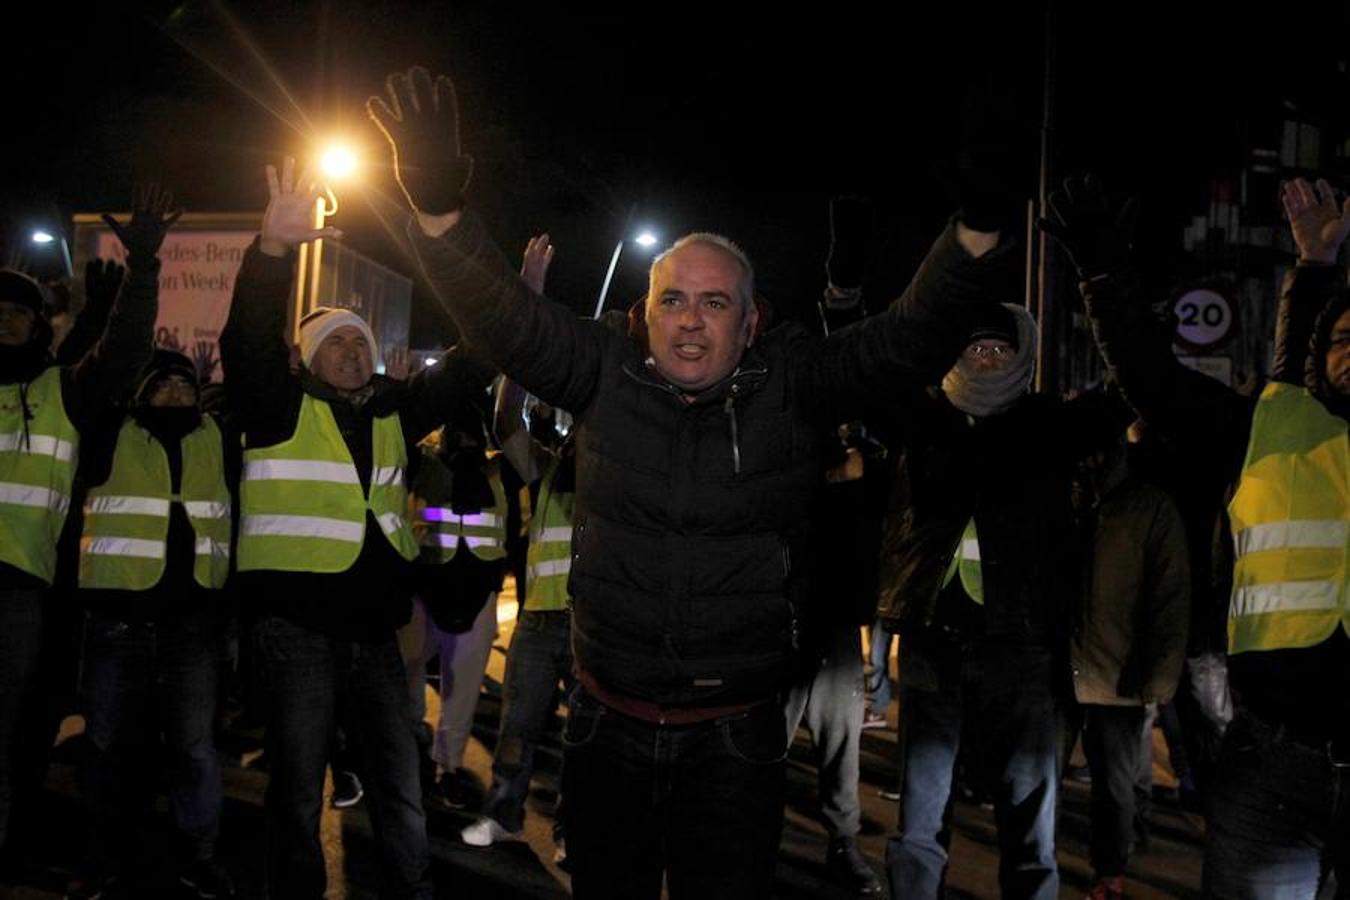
[218,240,302,448]
[791,221,1017,416]
[406,212,610,417]
[62,254,159,432]
[1273,263,1342,385]
[396,345,499,446]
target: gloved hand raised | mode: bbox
[83,258,125,318]
[102,183,183,261]
[1037,175,1138,280]
[367,66,474,216]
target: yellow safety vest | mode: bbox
[80,417,232,590]
[524,456,575,612]
[1227,382,1350,654]
[237,395,417,573]
[940,517,984,605]
[0,367,79,584]
[410,444,508,564]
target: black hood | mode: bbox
[1304,286,1350,419]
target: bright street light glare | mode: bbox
[31,230,55,244]
[319,145,358,180]
[635,232,658,248]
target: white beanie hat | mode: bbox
[298,307,381,369]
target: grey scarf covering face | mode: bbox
[941,304,1039,417]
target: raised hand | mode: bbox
[520,234,555,294]
[259,157,342,256]
[83,258,125,316]
[102,182,183,261]
[367,66,474,216]
[1037,175,1138,279]
[1281,177,1350,265]
[192,339,219,382]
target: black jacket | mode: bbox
[218,241,495,639]
[408,212,1014,707]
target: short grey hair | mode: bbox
[649,232,755,310]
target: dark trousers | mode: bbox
[562,687,787,900]
[1203,712,1349,899]
[886,637,1061,900]
[252,616,430,900]
[783,619,865,838]
[1077,704,1146,878]
[482,609,572,833]
[0,587,43,854]
[80,612,226,869]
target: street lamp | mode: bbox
[293,140,358,342]
[31,228,73,278]
[595,229,660,319]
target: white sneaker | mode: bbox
[461,816,523,847]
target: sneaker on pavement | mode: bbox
[861,709,887,730]
[438,767,485,810]
[826,836,883,896]
[179,859,235,899]
[877,786,900,802]
[331,770,363,808]
[63,874,122,900]
[461,815,523,847]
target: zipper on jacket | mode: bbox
[723,392,741,475]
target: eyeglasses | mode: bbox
[964,343,1014,360]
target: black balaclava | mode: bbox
[131,348,202,440]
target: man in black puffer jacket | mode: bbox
[367,66,1015,900]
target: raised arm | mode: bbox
[65,183,181,431]
[1274,177,1350,383]
[218,159,340,445]
[367,67,607,414]
[792,217,1014,413]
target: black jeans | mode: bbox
[0,587,42,855]
[562,687,788,900]
[1078,704,1146,878]
[252,616,431,900]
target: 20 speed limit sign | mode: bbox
[1173,288,1233,351]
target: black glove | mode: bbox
[367,66,474,216]
[1037,175,1138,280]
[956,73,1035,234]
[826,195,870,290]
[82,258,124,319]
[102,182,182,261]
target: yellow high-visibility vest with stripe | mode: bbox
[1227,382,1349,654]
[79,417,231,590]
[940,517,984,605]
[0,367,78,584]
[237,395,418,573]
[524,456,575,612]
[410,445,508,564]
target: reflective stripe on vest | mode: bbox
[525,457,575,612]
[940,517,984,605]
[409,445,508,564]
[237,395,417,573]
[80,417,232,590]
[0,367,79,583]
[1227,382,1350,654]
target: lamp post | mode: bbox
[31,229,73,278]
[292,142,357,343]
[594,230,659,319]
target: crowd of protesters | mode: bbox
[0,63,1345,900]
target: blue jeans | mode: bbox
[252,616,430,900]
[1203,712,1349,899]
[482,609,572,832]
[784,619,864,838]
[562,687,788,900]
[0,587,43,854]
[80,612,226,868]
[866,620,896,713]
[886,636,1061,900]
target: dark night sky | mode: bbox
[4,1,1348,344]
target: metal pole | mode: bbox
[1034,1,1057,394]
[594,239,623,320]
